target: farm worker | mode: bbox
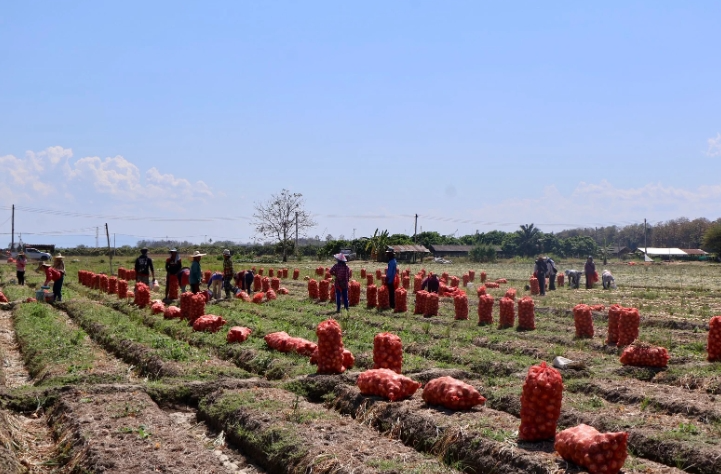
[602,270,617,290]
[385,249,397,309]
[15,251,27,285]
[189,250,206,294]
[565,269,582,289]
[421,273,440,293]
[242,269,255,293]
[165,248,182,300]
[222,249,234,299]
[330,253,351,314]
[534,256,548,296]
[207,272,224,301]
[546,257,558,291]
[584,256,596,289]
[134,247,155,286]
[38,260,62,301]
[51,253,66,302]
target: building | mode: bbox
[429,244,502,258]
[636,247,709,260]
[387,244,431,262]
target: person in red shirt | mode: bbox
[15,251,27,285]
[38,262,62,301]
[330,253,351,314]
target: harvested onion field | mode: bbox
[0,257,720,473]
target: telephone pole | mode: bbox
[413,213,418,263]
[105,223,112,275]
[96,227,99,248]
[294,212,299,258]
[10,204,14,251]
[644,218,647,256]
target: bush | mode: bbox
[469,244,497,263]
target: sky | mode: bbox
[1,1,720,248]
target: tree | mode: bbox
[252,189,316,262]
[515,224,542,257]
[703,225,721,257]
[364,229,390,261]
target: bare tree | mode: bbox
[252,189,316,262]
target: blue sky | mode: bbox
[1,1,720,247]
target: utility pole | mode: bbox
[413,213,418,263]
[644,218,647,256]
[294,212,299,259]
[96,227,99,248]
[105,223,112,275]
[10,204,14,251]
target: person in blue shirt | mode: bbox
[189,250,205,293]
[385,249,397,309]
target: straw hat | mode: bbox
[17,251,24,256]
[333,253,347,262]
[54,253,64,259]
[191,250,206,258]
[169,248,178,253]
[41,262,51,267]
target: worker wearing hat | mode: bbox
[330,252,351,314]
[189,250,206,294]
[165,248,182,301]
[385,249,397,309]
[222,249,234,299]
[134,247,155,286]
[15,251,27,286]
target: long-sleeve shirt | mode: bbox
[43,266,61,286]
[223,257,234,279]
[190,260,202,284]
[207,272,224,288]
[386,258,397,286]
[330,262,351,289]
[15,257,26,272]
[534,260,548,276]
[53,260,65,274]
[584,261,596,275]
[421,276,440,293]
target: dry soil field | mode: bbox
[0,256,720,473]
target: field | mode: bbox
[0,255,720,473]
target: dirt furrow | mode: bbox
[0,309,31,388]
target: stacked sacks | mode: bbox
[366,285,378,309]
[378,285,390,310]
[348,280,361,306]
[708,315,721,362]
[606,304,623,345]
[414,290,428,315]
[478,294,494,325]
[424,293,439,317]
[134,282,151,308]
[308,279,319,299]
[315,319,348,374]
[498,297,515,329]
[253,274,261,292]
[271,277,280,291]
[394,287,408,313]
[517,296,535,330]
[618,307,640,346]
[117,279,128,299]
[453,293,469,320]
[262,277,271,292]
[319,280,330,302]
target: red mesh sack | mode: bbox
[324,270,332,280]
[227,326,252,343]
[282,268,288,278]
[592,271,599,283]
[469,270,475,282]
[356,369,421,401]
[266,332,317,356]
[504,288,517,300]
[555,424,628,474]
[117,268,126,280]
[163,306,181,319]
[349,280,361,306]
[485,282,499,289]
[342,349,355,369]
[366,284,377,308]
[261,277,271,292]
[316,319,346,374]
[478,294,494,325]
[618,307,640,346]
[277,287,289,295]
[402,275,410,290]
[257,268,264,276]
[573,304,594,338]
[308,279,319,299]
[319,280,330,302]
[180,292,193,319]
[271,277,280,291]
[192,314,227,333]
[253,274,261,292]
[0,292,7,303]
[378,285,390,309]
[268,268,274,277]
[360,268,366,279]
[495,278,507,284]
[476,285,486,296]
[413,275,422,293]
[118,279,128,299]
[99,274,109,293]
[265,289,277,301]
[414,290,428,315]
[462,274,469,287]
[375,269,382,280]
[203,270,211,284]
[453,293,469,320]
[708,315,721,362]
[126,290,134,299]
[422,376,486,410]
[517,296,535,330]
[292,268,299,280]
[189,293,206,322]
[530,276,540,295]
[108,276,118,295]
[450,276,459,288]
[557,274,564,287]
[394,287,408,313]
[151,300,165,315]
[315,266,324,276]
[252,292,265,304]
[236,291,251,302]
[606,304,623,345]
[373,332,403,373]
[366,274,374,286]
[620,342,669,367]
[519,361,563,441]
[498,297,515,329]
[424,292,439,317]
[590,304,605,312]
[92,274,100,290]
[480,271,487,283]
[128,270,136,281]
[134,282,151,308]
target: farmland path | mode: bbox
[0,308,31,388]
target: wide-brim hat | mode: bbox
[54,253,64,259]
[191,251,206,258]
[18,251,24,256]
[169,248,178,253]
[223,249,231,256]
[333,253,347,262]
[41,262,51,267]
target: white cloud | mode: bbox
[707,133,721,157]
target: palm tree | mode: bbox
[364,229,390,261]
[516,224,541,257]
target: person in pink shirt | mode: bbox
[15,251,27,285]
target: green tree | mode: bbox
[469,244,497,263]
[515,224,542,257]
[702,225,721,257]
[364,229,390,261]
